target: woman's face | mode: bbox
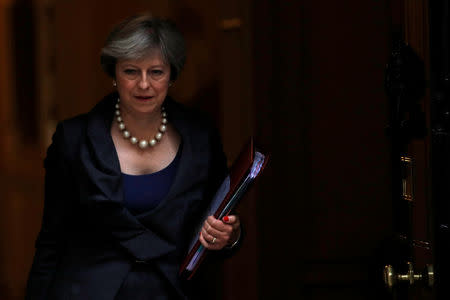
[115,50,171,117]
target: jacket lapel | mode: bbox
[78,94,218,298]
[79,94,176,261]
[135,99,198,218]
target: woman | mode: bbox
[26,15,241,300]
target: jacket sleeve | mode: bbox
[25,123,72,300]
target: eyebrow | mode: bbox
[121,64,166,69]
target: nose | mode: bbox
[138,72,150,89]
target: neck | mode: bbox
[114,97,168,149]
[120,107,162,139]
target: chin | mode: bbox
[134,102,163,114]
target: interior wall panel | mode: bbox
[253,0,393,299]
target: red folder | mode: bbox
[179,137,269,279]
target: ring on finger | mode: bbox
[211,237,216,244]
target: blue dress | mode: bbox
[115,148,182,299]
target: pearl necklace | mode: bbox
[115,98,168,149]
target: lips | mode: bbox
[135,95,154,101]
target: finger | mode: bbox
[222,215,240,228]
[204,217,239,248]
[201,226,219,244]
[222,215,234,223]
[203,219,226,240]
[199,232,222,250]
[199,232,212,249]
[206,216,232,234]
[204,217,222,232]
[204,221,228,239]
[222,216,241,245]
[202,222,226,245]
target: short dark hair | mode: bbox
[100,15,186,81]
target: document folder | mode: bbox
[179,137,269,279]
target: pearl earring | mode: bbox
[113,81,117,87]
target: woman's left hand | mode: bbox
[199,215,241,250]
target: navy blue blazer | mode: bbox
[25,93,228,300]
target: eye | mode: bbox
[151,69,164,76]
[124,69,137,75]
